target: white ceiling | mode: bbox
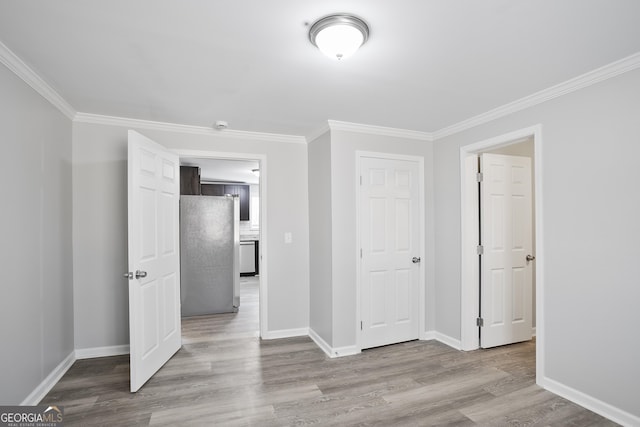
[1,1,639,137]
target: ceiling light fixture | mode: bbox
[309,14,369,61]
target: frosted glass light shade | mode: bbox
[309,14,369,61]
[315,24,363,60]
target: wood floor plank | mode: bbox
[383,367,510,405]
[40,278,617,426]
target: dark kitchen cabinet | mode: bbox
[201,183,250,221]
[225,185,250,221]
[180,166,201,195]
[201,184,225,196]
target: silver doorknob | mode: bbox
[412,257,421,264]
[526,255,536,262]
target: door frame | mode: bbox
[355,151,426,352]
[173,149,268,339]
[459,124,544,383]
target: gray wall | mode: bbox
[72,122,310,349]
[328,130,435,348]
[308,131,333,344]
[0,63,73,404]
[434,69,640,416]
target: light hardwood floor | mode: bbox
[42,278,616,426]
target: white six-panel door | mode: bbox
[127,130,181,392]
[480,153,533,348]
[360,156,420,349]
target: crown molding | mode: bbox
[4,34,637,144]
[0,41,76,120]
[73,113,307,144]
[327,120,434,142]
[306,123,331,143]
[433,51,640,140]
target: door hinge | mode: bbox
[477,245,484,255]
[476,317,484,327]
[360,248,363,258]
[360,175,363,185]
[360,321,363,330]
[477,172,483,182]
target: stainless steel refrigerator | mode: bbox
[180,195,240,316]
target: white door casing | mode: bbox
[360,156,421,349]
[480,153,533,348]
[127,130,181,392]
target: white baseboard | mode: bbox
[308,328,333,357]
[75,344,130,359]
[540,376,640,427]
[422,330,462,350]
[261,327,309,340]
[310,328,461,358]
[331,345,360,358]
[21,351,75,405]
[421,330,436,340]
[308,328,361,358]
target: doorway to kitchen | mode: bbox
[177,150,267,339]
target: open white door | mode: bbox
[127,130,181,392]
[360,156,420,349]
[480,153,533,348]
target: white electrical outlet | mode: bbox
[284,232,293,244]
